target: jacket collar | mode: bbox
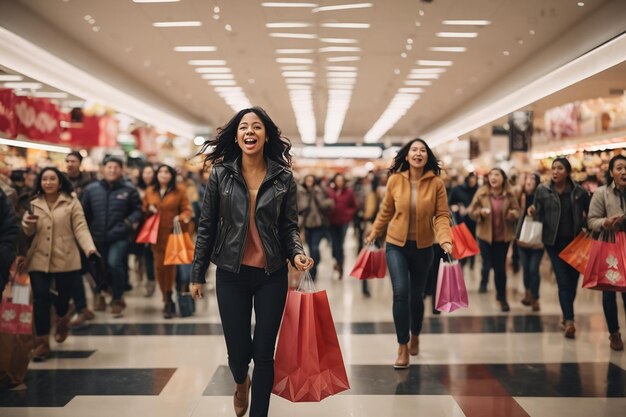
[32,192,72,213]
[223,155,285,180]
[399,170,436,182]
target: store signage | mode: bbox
[509,111,533,153]
[14,96,62,143]
[0,89,17,138]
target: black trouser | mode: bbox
[478,239,510,301]
[603,291,626,334]
[30,270,78,336]
[545,237,580,321]
[216,265,288,417]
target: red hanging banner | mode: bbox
[14,96,62,143]
[0,89,17,138]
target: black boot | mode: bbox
[163,291,176,319]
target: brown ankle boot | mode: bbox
[409,335,419,356]
[54,309,73,343]
[233,375,251,417]
[531,299,540,312]
[609,332,624,351]
[521,290,532,306]
[394,344,410,369]
[31,335,50,362]
[564,320,576,339]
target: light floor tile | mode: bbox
[515,397,626,417]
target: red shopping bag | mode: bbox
[164,220,195,265]
[0,284,33,335]
[582,232,626,291]
[349,245,386,279]
[451,222,480,260]
[559,231,593,274]
[136,214,160,244]
[273,273,350,402]
[435,256,469,312]
[617,232,626,268]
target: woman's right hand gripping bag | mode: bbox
[273,272,350,402]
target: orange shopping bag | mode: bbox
[163,220,195,265]
[136,214,160,244]
[558,231,593,274]
[273,272,350,402]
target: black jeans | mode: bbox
[478,239,510,301]
[545,237,580,321]
[328,223,349,267]
[602,291,626,334]
[30,270,78,336]
[519,247,544,300]
[304,226,326,281]
[216,265,288,417]
[385,242,434,344]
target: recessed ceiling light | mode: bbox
[442,20,491,25]
[261,2,318,7]
[416,60,453,66]
[195,67,232,73]
[269,33,318,39]
[320,38,358,44]
[276,58,314,64]
[152,21,202,27]
[326,56,360,62]
[133,0,180,3]
[209,80,237,86]
[577,2,585,6]
[318,46,361,53]
[436,32,478,38]
[313,3,373,12]
[529,29,536,35]
[92,26,101,32]
[188,60,227,65]
[225,24,232,31]
[3,82,43,89]
[401,53,407,58]
[394,68,400,75]
[407,38,414,44]
[266,22,312,28]
[0,75,23,81]
[429,46,466,52]
[418,9,425,16]
[502,50,510,56]
[174,46,217,52]
[275,49,314,54]
[213,14,220,20]
[200,74,235,79]
[320,23,370,29]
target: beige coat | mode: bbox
[587,182,626,232]
[468,186,521,244]
[23,193,96,273]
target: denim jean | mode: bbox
[328,223,349,267]
[96,239,130,301]
[545,237,580,321]
[602,291,626,334]
[519,247,544,300]
[305,226,326,281]
[386,241,434,344]
[30,271,78,336]
[478,239,510,301]
[216,265,288,417]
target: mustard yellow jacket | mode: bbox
[370,171,452,248]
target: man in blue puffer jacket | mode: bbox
[82,156,142,317]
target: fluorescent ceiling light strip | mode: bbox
[276,58,313,64]
[261,2,318,7]
[398,87,423,93]
[326,66,357,71]
[323,88,353,143]
[404,80,432,86]
[429,46,466,52]
[300,146,381,159]
[282,71,316,77]
[436,32,478,38]
[201,74,235,79]
[266,23,312,28]
[285,78,314,84]
[153,21,202,27]
[209,80,237,86]
[422,33,626,147]
[364,93,420,143]
[133,0,180,3]
[32,91,69,98]
[3,82,42,89]
[326,71,357,77]
[327,56,360,62]
[281,66,311,70]
[320,23,370,28]
[319,38,358,44]
[0,137,71,153]
[188,60,226,65]
[195,67,232,73]
[275,49,314,54]
[286,84,312,90]
[313,3,373,12]
[416,60,453,66]
[318,46,361,53]
[0,75,23,81]
[442,20,491,25]
[407,74,440,79]
[410,68,446,74]
[175,46,217,52]
[269,33,318,39]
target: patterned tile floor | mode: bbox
[1,237,625,416]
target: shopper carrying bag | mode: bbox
[365,138,452,368]
[190,107,314,417]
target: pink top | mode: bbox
[241,189,267,268]
[490,194,506,242]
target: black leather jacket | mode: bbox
[191,157,304,282]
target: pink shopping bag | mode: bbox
[435,256,469,313]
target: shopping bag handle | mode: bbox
[173,219,183,235]
[444,252,456,264]
[297,270,317,293]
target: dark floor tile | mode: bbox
[0,368,177,407]
[70,323,224,336]
[47,350,96,359]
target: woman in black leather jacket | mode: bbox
[190,107,313,417]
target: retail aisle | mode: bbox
[1,231,625,417]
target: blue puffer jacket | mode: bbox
[81,179,142,244]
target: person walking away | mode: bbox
[528,157,590,338]
[587,154,626,350]
[327,173,357,280]
[366,138,452,368]
[190,107,313,417]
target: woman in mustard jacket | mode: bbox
[21,167,97,361]
[366,138,452,369]
[468,168,521,312]
[143,164,193,318]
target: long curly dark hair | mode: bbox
[199,106,293,171]
[388,138,440,175]
[33,167,74,196]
